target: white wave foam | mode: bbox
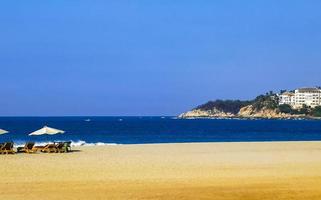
[70,140,118,146]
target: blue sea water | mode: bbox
[0,117,321,146]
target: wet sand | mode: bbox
[1,142,321,200]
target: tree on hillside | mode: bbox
[299,104,309,115]
[312,106,321,117]
[278,104,293,114]
[196,100,251,114]
[252,93,278,110]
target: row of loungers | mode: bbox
[0,142,72,154]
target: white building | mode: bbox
[279,92,295,105]
[279,87,321,108]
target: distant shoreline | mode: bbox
[177,116,321,120]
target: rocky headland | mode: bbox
[178,92,319,119]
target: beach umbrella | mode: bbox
[0,129,9,135]
[29,126,65,136]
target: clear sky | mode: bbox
[1,1,321,116]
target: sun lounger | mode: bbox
[64,141,72,152]
[54,141,72,153]
[17,142,36,153]
[55,142,65,153]
[40,144,58,153]
[0,142,15,154]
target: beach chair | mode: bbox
[17,142,36,153]
[55,142,66,153]
[0,143,3,153]
[64,141,72,152]
[0,142,15,154]
[40,144,58,153]
[54,141,71,153]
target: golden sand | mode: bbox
[1,142,321,200]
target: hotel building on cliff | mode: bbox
[279,87,321,108]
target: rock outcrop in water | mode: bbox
[178,108,235,118]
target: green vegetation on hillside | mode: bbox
[278,104,321,117]
[252,92,278,110]
[196,92,279,114]
[278,104,295,114]
[312,106,321,117]
[196,100,251,114]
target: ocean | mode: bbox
[1,117,321,146]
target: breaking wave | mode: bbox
[14,140,119,147]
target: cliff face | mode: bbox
[237,105,301,119]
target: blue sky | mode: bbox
[1,1,321,116]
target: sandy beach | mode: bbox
[1,141,321,200]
